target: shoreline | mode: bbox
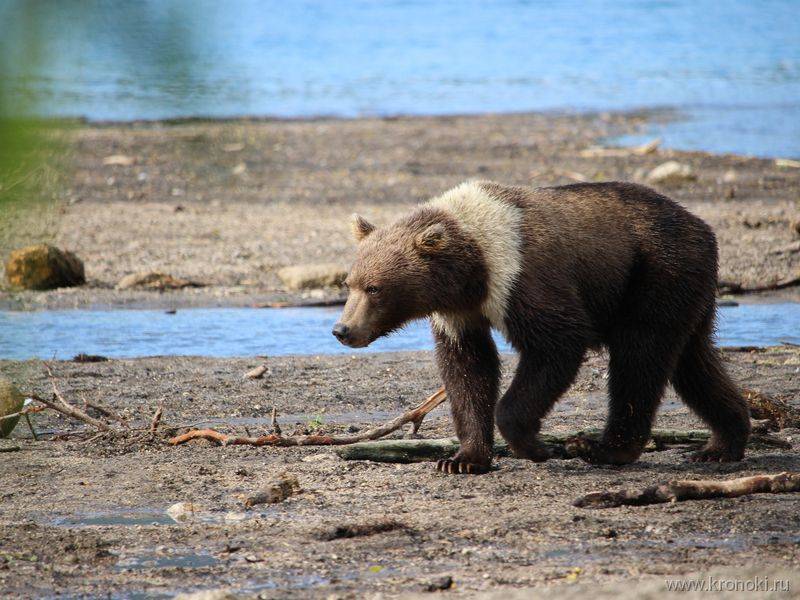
[1,109,798,311]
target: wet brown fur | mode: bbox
[337,181,751,474]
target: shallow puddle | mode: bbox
[51,510,176,527]
[116,551,219,571]
[1,302,799,360]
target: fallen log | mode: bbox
[718,274,800,295]
[574,472,800,509]
[334,429,790,463]
[169,386,447,447]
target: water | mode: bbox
[1,303,798,360]
[1,1,798,157]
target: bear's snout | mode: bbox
[331,322,351,343]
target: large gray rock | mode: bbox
[277,263,347,290]
[646,161,696,186]
[5,244,85,290]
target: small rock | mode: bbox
[792,220,800,237]
[646,161,696,186]
[166,501,198,523]
[5,244,85,290]
[277,263,348,290]
[232,162,247,175]
[601,528,618,538]
[102,154,135,166]
[0,378,25,438]
[244,363,269,380]
[722,169,738,183]
[240,474,300,509]
[72,353,108,363]
[301,452,339,463]
[116,271,203,291]
[421,575,453,592]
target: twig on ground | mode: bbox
[169,386,447,447]
[150,404,164,435]
[32,365,113,432]
[81,394,128,426]
[271,407,282,436]
[574,472,800,509]
[744,388,800,430]
[0,405,46,422]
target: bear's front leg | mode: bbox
[433,320,500,475]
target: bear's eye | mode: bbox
[365,285,380,295]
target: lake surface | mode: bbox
[1,0,798,157]
[1,303,798,360]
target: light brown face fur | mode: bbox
[333,210,487,348]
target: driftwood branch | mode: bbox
[150,404,164,434]
[335,429,790,463]
[574,472,800,509]
[32,365,113,432]
[718,275,800,295]
[744,388,800,430]
[169,386,447,446]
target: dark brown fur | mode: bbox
[336,182,751,474]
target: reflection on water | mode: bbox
[0,303,798,360]
[0,1,798,156]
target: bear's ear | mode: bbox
[351,214,375,242]
[415,223,447,253]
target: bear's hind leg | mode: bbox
[671,312,750,462]
[570,329,682,465]
[496,345,585,462]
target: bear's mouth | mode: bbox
[339,335,375,349]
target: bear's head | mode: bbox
[332,210,486,348]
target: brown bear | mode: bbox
[333,181,750,474]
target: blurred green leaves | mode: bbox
[0,3,66,261]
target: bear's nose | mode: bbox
[332,323,351,342]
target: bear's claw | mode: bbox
[687,443,744,463]
[436,458,490,475]
[565,435,640,465]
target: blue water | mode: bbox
[0,303,798,360]
[1,1,798,157]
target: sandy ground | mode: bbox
[1,346,800,598]
[1,110,799,309]
[1,112,799,598]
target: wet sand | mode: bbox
[2,346,800,597]
[1,110,799,309]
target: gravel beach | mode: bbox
[1,112,799,598]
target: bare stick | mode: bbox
[169,386,447,446]
[35,364,113,432]
[81,394,128,426]
[0,405,46,422]
[574,472,800,509]
[150,404,164,435]
[31,392,113,432]
[271,407,282,436]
